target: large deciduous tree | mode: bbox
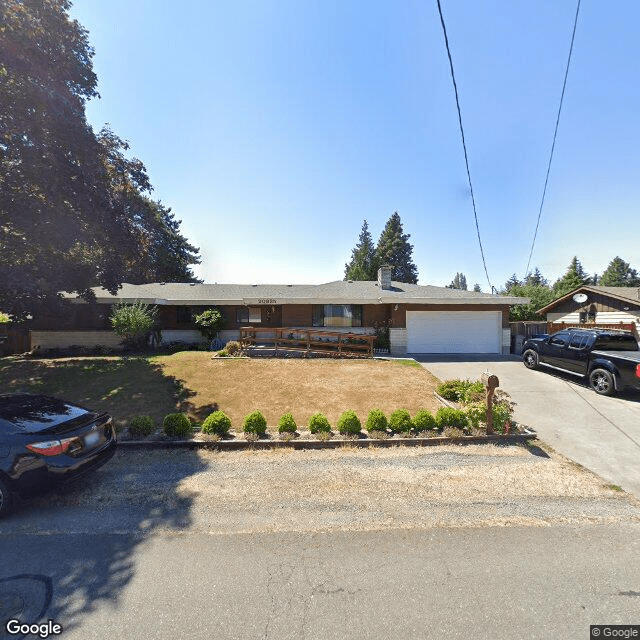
[0,1,200,320]
[0,0,136,318]
[344,220,376,281]
[598,256,640,287]
[374,212,418,284]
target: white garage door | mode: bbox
[406,311,502,354]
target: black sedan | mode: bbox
[0,394,117,516]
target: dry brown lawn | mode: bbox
[159,353,441,427]
[0,353,441,429]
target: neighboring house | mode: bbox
[31,267,529,355]
[537,286,640,339]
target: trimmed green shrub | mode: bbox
[129,415,155,438]
[336,410,361,435]
[435,407,468,429]
[436,380,465,402]
[278,413,297,433]
[110,301,157,350]
[389,409,413,433]
[413,409,437,431]
[163,413,192,437]
[225,340,241,355]
[462,381,485,404]
[492,401,514,434]
[308,413,331,434]
[243,410,267,435]
[202,411,231,436]
[365,409,388,433]
[465,402,487,429]
[217,349,229,357]
[194,307,226,342]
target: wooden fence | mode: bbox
[239,327,375,357]
[0,326,31,356]
[547,321,637,335]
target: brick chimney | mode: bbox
[377,265,392,290]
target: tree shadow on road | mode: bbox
[0,447,210,638]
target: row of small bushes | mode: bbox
[129,405,506,440]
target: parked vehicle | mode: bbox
[522,328,640,396]
[0,394,117,517]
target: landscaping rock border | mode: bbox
[117,428,536,451]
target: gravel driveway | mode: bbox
[10,444,639,536]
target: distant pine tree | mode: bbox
[553,257,591,296]
[374,212,418,284]
[344,220,376,281]
[447,273,468,290]
[598,256,640,287]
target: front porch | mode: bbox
[239,327,376,358]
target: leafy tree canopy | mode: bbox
[344,220,376,281]
[194,308,226,342]
[110,301,157,349]
[598,256,640,287]
[374,212,418,284]
[0,2,201,321]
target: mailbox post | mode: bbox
[480,372,499,435]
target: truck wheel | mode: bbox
[0,478,13,518]
[522,349,539,370]
[589,368,615,396]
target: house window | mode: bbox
[587,305,597,322]
[579,311,587,324]
[177,307,192,324]
[236,307,249,324]
[312,305,362,327]
[248,307,262,323]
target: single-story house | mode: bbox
[537,285,640,339]
[31,267,529,355]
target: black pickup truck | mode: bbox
[522,328,640,396]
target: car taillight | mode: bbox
[636,364,640,379]
[26,437,77,456]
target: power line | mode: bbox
[525,0,582,279]
[435,0,493,292]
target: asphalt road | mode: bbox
[1,524,639,640]
[1,446,640,640]
[415,354,640,498]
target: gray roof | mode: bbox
[67,281,529,306]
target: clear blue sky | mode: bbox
[69,0,640,290]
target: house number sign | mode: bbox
[257,299,277,304]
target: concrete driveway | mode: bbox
[413,354,640,499]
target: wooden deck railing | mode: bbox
[239,327,375,357]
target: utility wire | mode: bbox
[525,0,581,279]
[435,0,493,292]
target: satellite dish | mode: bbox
[573,293,588,303]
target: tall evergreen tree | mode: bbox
[472,283,482,292]
[344,220,376,281]
[552,257,591,296]
[598,257,640,287]
[374,212,418,284]
[447,273,468,290]
[524,267,548,288]
[503,274,522,293]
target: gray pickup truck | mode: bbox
[522,328,640,396]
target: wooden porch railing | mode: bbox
[239,327,375,357]
[547,321,637,335]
